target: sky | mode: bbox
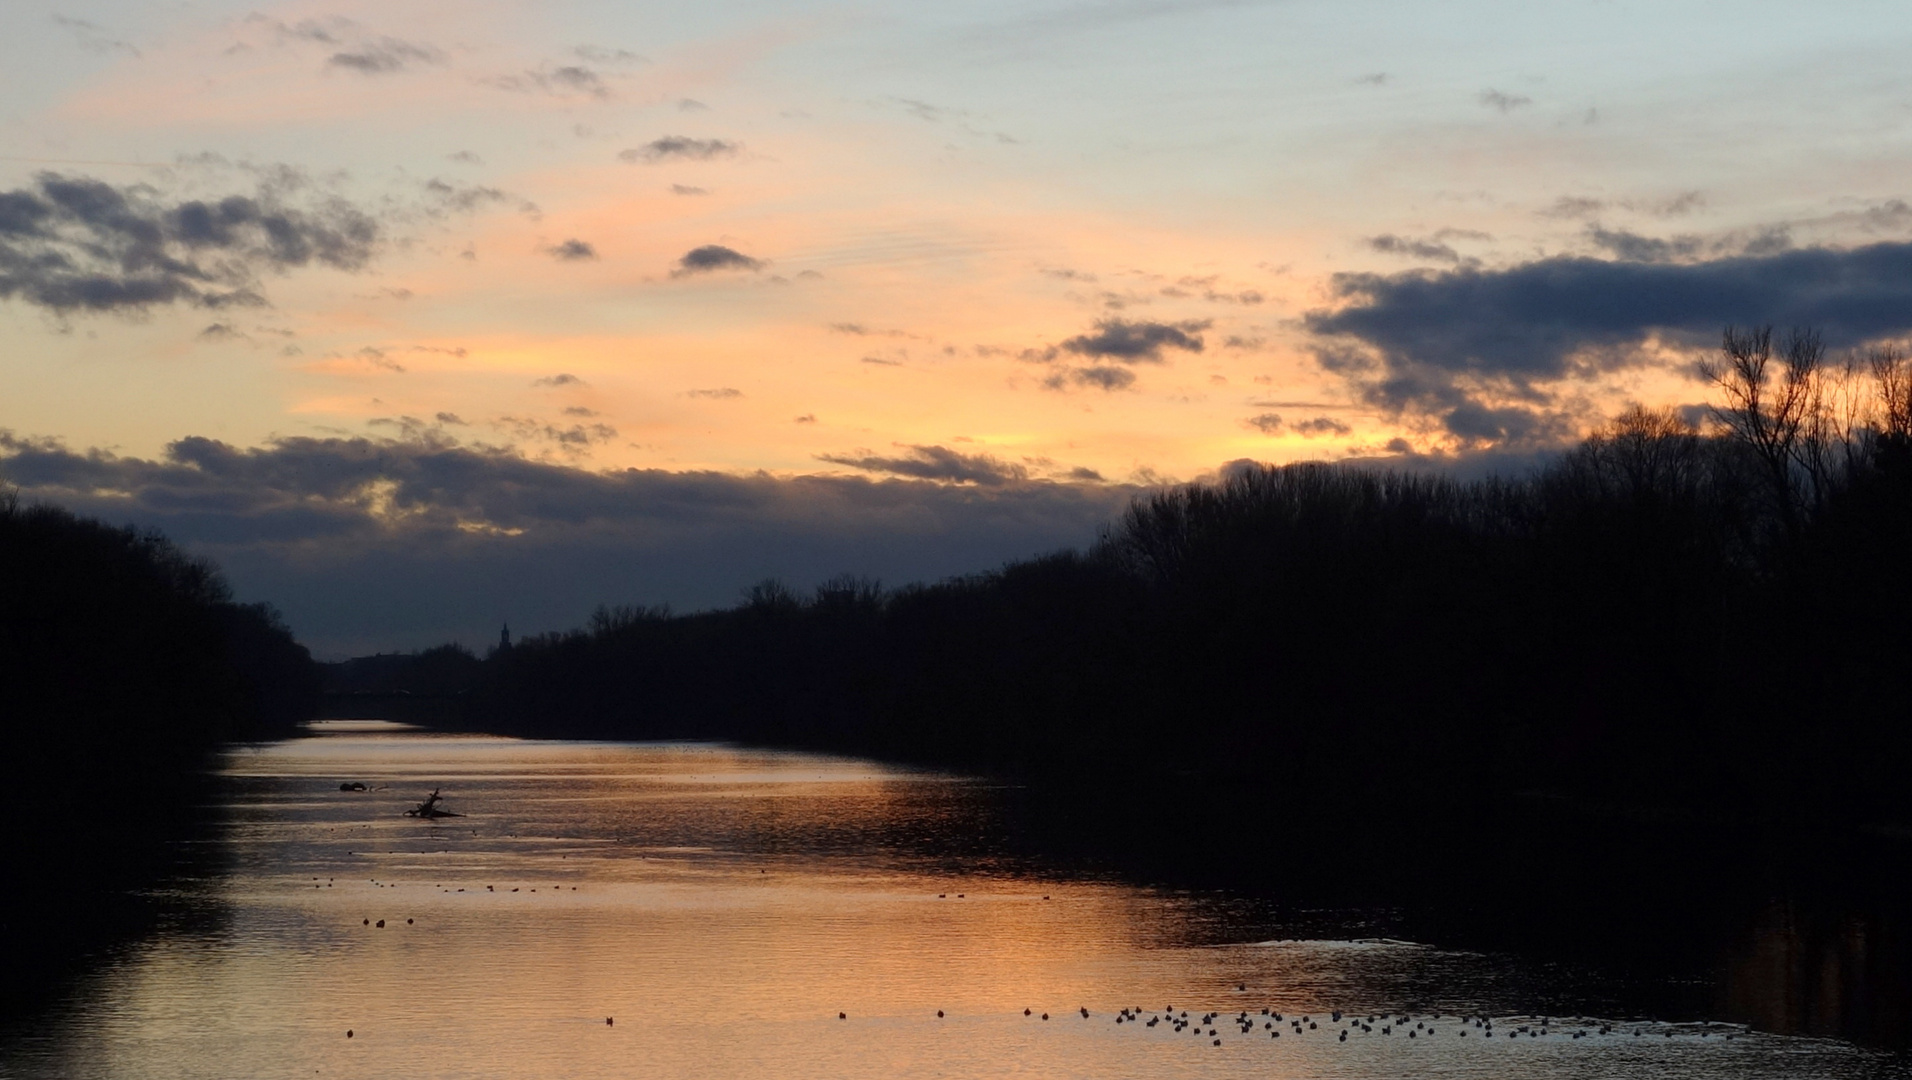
[5,0,1912,655]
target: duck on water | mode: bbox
[404,788,462,819]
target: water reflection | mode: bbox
[0,723,1898,1079]
[1725,900,1912,1050]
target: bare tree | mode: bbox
[1868,344,1912,443]
[1700,326,1834,538]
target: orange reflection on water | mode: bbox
[1,724,1890,1080]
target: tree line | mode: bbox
[1,495,318,1000]
[389,329,1911,884]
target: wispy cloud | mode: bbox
[619,137,740,163]
[1478,89,1532,112]
[52,15,141,57]
[327,37,443,75]
[818,443,1028,485]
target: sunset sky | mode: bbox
[7,0,1912,654]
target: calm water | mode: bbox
[0,722,1898,1079]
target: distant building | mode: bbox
[498,622,512,653]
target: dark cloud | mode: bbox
[546,239,598,261]
[533,374,584,387]
[686,388,743,399]
[794,414,817,424]
[562,406,599,417]
[0,432,1130,657]
[818,444,1029,486]
[1478,89,1531,112]
[327,38,442,74]
[678,99,708,111]
[447,151,483,165]
[1043,365,1135,392]
[435,412,467,425]
[619,137,740,163]
[859,356,901,366]
[1246,413,1284,434]
[0,172,378,314]
[1058,318,1209,362]
[1355,72,1388,85]
[670,184,709,196]
[672,245,762,276]
[1305,240,1912,441]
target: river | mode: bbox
[0,721,1900,1079]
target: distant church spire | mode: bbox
[499,622,512,652]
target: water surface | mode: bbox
[1,722,1895,1079]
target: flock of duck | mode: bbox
[976,1004,1744,1046]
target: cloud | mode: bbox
[494,416,618,451]
[1478,89,1532,112]
[53,15,140,57]
[546,239,598,261]
[488,64,610,98]
[1585,226,1705,263]
[672,245,762,276]
[818,444,1029,485]
[670,184,709,196]
[1246,412,1284,434]
[0,172,378,314]
[435,412,467,425]
[1641,191,1706,217]
[1043,365,1135,392]
[327,37,443,74]
[422,178,521,216]
[678,99,708,111]
[1293,417,1352,437]
[1541,196,1606,219]
[619,137,740,163]
[1543,192,1708,220]
[1304,240,1912,441]
[829,322,911,337]
[0,432,1132,656]
[447,151,483,165]
[1057,318,1209,362]
[533,374,584,387]
[686,387,743,399]
[794,414,816,424]
[573,45,646,65]
[562,406,599,417]
[1355,72,1387,86]
[1368,234,1460,263]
